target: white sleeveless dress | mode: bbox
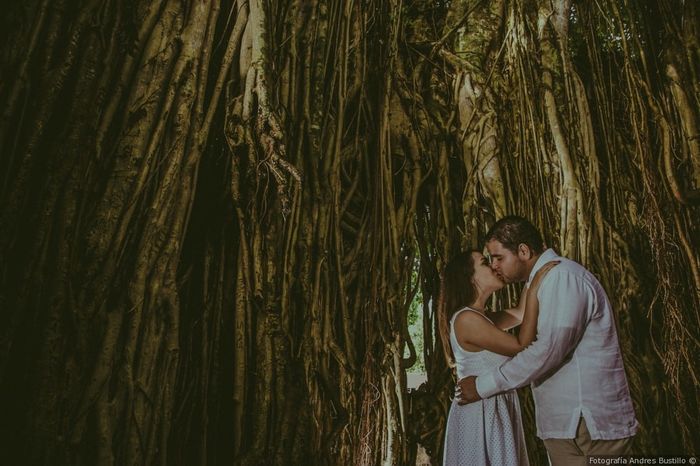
[442,308,530,466]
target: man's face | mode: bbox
[485,239,529,283]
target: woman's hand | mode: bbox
[529,260,560,295]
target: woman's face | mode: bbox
[471,251,505,293]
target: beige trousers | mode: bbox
[543,417,633,466]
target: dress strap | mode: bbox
[451,307,496,326]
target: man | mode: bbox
[456,216,638,465]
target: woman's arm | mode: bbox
[489,289,527,331]
[516,285,538,346]
[516,261,559,346]
[453,312,525,357]
[455,261,559,357]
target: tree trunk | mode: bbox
[1,0,698,465]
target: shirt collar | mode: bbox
[527,248,559,284]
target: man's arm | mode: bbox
[462,271,593,402]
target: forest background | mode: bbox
[1,0,698,465]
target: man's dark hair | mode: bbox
[485,215,544,255]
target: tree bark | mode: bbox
[1,1,698,465]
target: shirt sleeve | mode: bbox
[476,271,592,398]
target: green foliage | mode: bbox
[406,258,426,374]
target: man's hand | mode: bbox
[455,376,481,405]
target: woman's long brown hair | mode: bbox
[438,250,479,366]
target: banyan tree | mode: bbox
[0,0,698,465]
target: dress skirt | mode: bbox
[443,390,529,466]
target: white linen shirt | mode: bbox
[475,249,639,440]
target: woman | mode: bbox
[440,250,557,466]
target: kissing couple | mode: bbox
[440,216,638,466]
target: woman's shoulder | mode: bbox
[452,309,494,353]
